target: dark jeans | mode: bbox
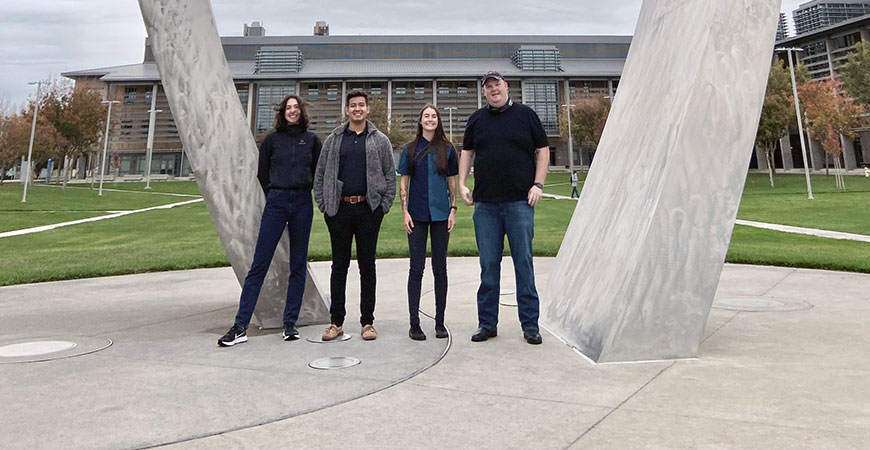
[324,202,384,326]
[472,201,539,332]
[234,189,313,328]
[571,186,579,198]
[407,220,449,326]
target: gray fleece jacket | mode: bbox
[313,120,396,217]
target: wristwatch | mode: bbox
[534,182,544,190]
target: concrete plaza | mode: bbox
[1,257,868,449]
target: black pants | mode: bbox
[324,202,384,326]
[407,220,449,326]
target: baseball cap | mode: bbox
[481,71,505,85]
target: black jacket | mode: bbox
[258,125,322,193]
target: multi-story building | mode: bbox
[777,13,791,41]
[793,0,870,35]
[770,15,870,171]
[62,25,629,178]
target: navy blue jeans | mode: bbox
[234,189,313,328]
[472,201,539,332]
[407,220,449,326]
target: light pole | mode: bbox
[442,106,457,143]
[99,100,120,196]
[144,107,162,189]
[561,103,575,173]
[21,80,45,203]
[776,47,814,200]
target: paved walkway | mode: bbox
[1,258,869,449]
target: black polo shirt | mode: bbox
[338,124,368,196]
[462,101,549,202]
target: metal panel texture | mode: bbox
[543,0,781,362]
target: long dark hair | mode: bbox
[274,94,310,130]
[406,104,455,175]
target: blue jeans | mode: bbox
[234,189,313,328]
[407,220,449,326]
[472,201,539,332]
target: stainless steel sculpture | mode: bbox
[543,0,782,362]
[138,0,329,328]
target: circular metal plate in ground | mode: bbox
[0,340,77,357]
[713,296,813,312]
[0,337,112,364]
[309,356,361,370]
[306,334,353,343]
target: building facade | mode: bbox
[793,0,870,35]
[63,28,629,178]
[768,15,870,171]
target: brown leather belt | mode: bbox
[341,195,366,204]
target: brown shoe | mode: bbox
[322,324,343,341]
[361,324,377,341]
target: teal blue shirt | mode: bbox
[397,139,458,222]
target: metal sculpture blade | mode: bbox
[138,0,329,328]
[543,0,782,362]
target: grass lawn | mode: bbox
[0,172,867,285]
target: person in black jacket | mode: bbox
[219,95,322,347]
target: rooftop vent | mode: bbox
[255,46,304,73]
[512,45,561,72]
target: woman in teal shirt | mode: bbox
[397,104,459,341]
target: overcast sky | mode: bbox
[0,0,808,111]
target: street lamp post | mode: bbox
[99,100,120,196]
[442,106,457,143]
[144,107,163,189]
[561,103,575,173]
[21,80,45,203]
[776,46,814,200]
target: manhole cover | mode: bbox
[713,297,813,312]
[309,356,361,370]
[0,341,77,357]
[0,337,112,364]
[306,334,353,343]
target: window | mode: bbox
[414,84,425,100]
[256,82,296,135]
[141,122,149,136]
[326,85,339,102]
[120,120,133,136]
[438,86,450,97]
[168,121,178,136]
[144,88,152,106]
[524,81,560,135]
[123,87,137,105]
[371,84,383,96]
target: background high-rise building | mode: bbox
[777,12,791,40]
[793,0,870,35]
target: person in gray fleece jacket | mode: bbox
[313,90,396,342]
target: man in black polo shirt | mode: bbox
[458,71,549,345]
[314,90,396,341]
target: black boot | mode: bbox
[409,324,427,341]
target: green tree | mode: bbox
[756,63,795,187]
[839,41,870,112]
[368,97,412,151]
[41,81,105,188]
[561,95,611,166]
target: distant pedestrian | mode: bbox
[218,95,321,347]
[570,171,579,198]
[398,104,458,341]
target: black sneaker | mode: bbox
[435,324,449,339]
[283,323,299,341]
[218,324,247,347]
[409,324,426,341]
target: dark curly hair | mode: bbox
[274,94,310,130]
